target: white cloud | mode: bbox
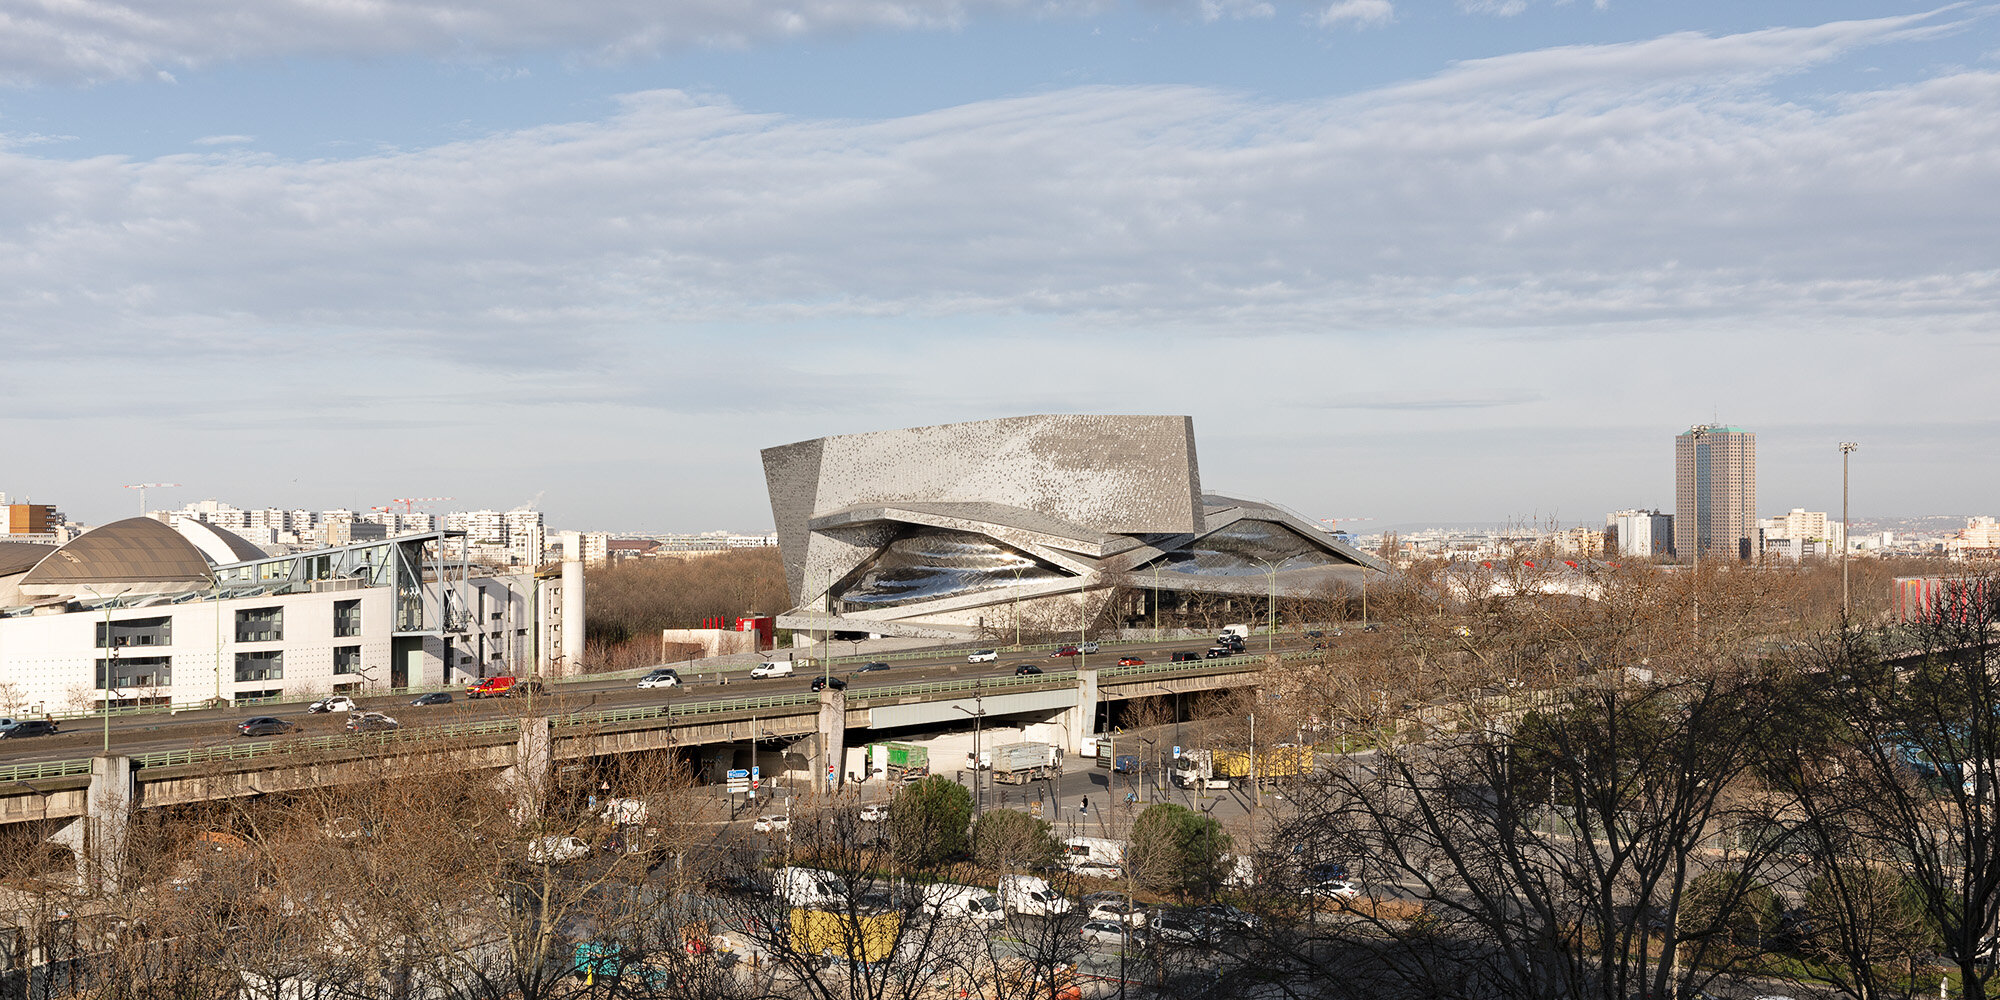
[191,134,253,146]
[1459,0,1526,15]
[1319,0,1392,29]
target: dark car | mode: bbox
[811,676,849,691]
[1171,651,1200,662]
[0,720,58,739]
[410,692,453,706]
[1014,664,1044,676]
[238,717,295,737]
[704,874,769,897]
[1204,646,1233,659]
[855,662,891,674]
[1305,630,1324,639]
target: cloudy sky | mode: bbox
[2,0,1994,533]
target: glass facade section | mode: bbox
[96,617,172,649]
[833,527,1070,611]
[334,599,362,637]
[1144,520,1344,577]
[235,607,283,642]
[96,656,171,689]
[235,650,283,682]
[334,645,362,675]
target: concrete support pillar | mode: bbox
[818,688,847,791]
[1060,668,1100,754]
[507,717,552,824]
[50,756,133,891]
[558,531,585,679]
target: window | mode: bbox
[334,646,362,675]
[235,650,283,682]
[95,656,172,689]
[235,607,283,642]
[333,599,361,638]
[96,617,172,649]
[235,690,282,704]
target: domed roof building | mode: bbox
[16,517,215,598]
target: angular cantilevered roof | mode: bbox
[18,518,214,596]
[0,543,58,578]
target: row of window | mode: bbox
[95,601,364,647]
[90,646,365,687]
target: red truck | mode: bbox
[465,676,545,699]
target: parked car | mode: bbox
[1192,903,1260,932]
[1303,879,1361,902]
[527,835,591,864]
[1049,646,1079,658]
[1087,899,1149,926]
[704,874,769,897]
[1071,861,1125,880]
[810,675,848,691]
[855,662,891,674]
[307,695,357,714]
[344,712,399,733]
[409,692,452,706]
[752,814,791,834]
[1171,651,1200,662]
[1149,910,1219,946]
[859,803,890,822]
[1014,664,1044,676]
[1117,657,1145,666]
[967,650,999,663]
[238,717,295,737]
[748,661,794,679]
[0,720,58,739]
[1079,920,1137,948]
[637,668,680,689]
[1304,630,1324,639]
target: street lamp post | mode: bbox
[1840,442,1858,617]
[955,684,986,818]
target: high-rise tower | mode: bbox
[1675,424,1757,561]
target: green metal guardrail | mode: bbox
[0,758,96,783]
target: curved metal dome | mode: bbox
[19,518,214,597]
[0,543,58,579]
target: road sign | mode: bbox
[751,765,761,791]
[727,768,750,794]
[1173,746,1181,758]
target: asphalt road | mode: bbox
[0,634,1307,767]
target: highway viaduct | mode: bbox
[0,656,1279,887]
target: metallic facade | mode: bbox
[762,415,1383,637]
[1674,425,1757,561]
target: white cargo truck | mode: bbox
[990,742,1063,784]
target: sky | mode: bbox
[2,0,1996,534]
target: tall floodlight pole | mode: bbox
[1841,442,1858,617]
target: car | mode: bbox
[637,668,680,689]
[859,803,890,822]
[752,814,791,834]
[810,675,848,691]
[1087,899,1148,926]
[1079,920,1136,948]
[705,874,769,897]
[527,835,591,864]
[1079,641,1099,654]
[1014,664,1044,676]
[1049,646,1079,657]
[307,695,357,714]
[1117,657,1145,666]
[1303,879,1361,902]
[967,650,999,663]
[1362,623,1381,633]
[1304,630,1324,639]
[1149,911,1219,946]
[465,676,543,699]
[344,712,399,733]
[1080,891,1127,906]
[1204,646,1233,659]
[1171,651,1200,662]
[1192,903,1260,932]
[855,662,891,674]
[409,692,453,706]
[0,719,57,739]
[1072,861,1125,879]
[238,717,295,737]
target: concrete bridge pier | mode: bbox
[819,688,846,789]
[47,755,133,892]
[1059,668,1099,754]
[503,717,552,823]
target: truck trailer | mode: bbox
[989,742,1063,783]
[868,742,930,781]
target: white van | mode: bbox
[775,866,849,907]
[750,661,795,679]
[997,875,1071,916]
[916,883,1006,922]
[1221,624,1252,640]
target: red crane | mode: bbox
[386,497,454,514]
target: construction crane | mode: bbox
[386,497,454,514]
[124,483,182,515]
